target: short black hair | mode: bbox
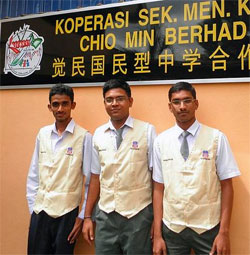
[49,84,74,103]
[168,82,196,101]
[103,79,131,98]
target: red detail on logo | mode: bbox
[8,36,30,54]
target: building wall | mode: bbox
[0,82,249,254]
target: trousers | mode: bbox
[28,207,78,254]
[95,203,153,255]
[162,223,220,255]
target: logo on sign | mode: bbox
[4,24,44,77]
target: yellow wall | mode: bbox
[0,82,249,254]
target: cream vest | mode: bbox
[33,125,87,218]
[94,119,152,218]
[160,125,221,233]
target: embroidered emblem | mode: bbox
[130,141,139,150]
[66,147,73,155]
[201,150,210,160]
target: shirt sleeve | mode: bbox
[26,135,40,214]
[216,132,241,180]
[152,136,164,183]
[90,135,101,175]
[147,124,157,170]
[78,132,92,219]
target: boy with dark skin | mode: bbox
[153,82,240,255]
[27,84,92,254]
[83,79,156,254]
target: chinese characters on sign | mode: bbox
[51,44,250,78]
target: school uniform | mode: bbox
[92,116,156,254]
[26,119,92,254]
[153,120,240,254]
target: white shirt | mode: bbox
[153,120,240,183]
[26,119,92,219]
[91,116,157,174]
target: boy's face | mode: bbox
[104,88,133,123]
[48,94,76,123]
[168,90,198,127]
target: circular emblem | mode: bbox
[4,24,44,77]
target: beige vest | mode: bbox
[160,125,221,233]
[34,125,87,218]
[94,119,152,218]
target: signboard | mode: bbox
[0,0,250,89]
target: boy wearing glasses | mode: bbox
[153,82,240,255]
[83,79,156,254]
[26,84,92,254]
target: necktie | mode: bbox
[180,131,190,160]
[116,127,124,149]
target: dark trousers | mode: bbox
[28,207,78,255]
[95,204,153,255]
[162,224,220,255]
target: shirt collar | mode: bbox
[105,116,133,132]
[175,120,200,138]
[52,119,75,135]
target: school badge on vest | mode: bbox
[201,150,210,160]
[131,141,139,150]
[66,147,73,155]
